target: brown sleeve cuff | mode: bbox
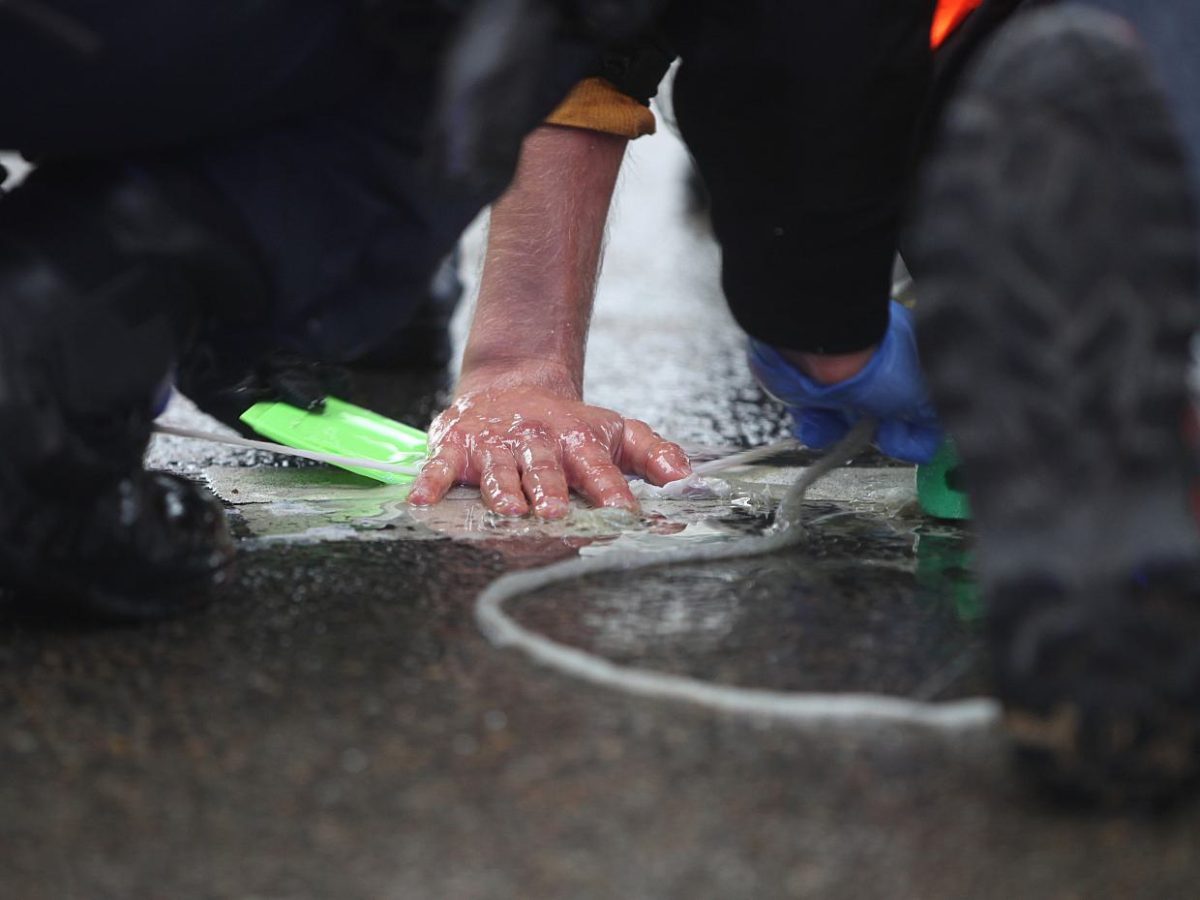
[544,77,657,140]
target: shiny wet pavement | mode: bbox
[3,129,1199,899]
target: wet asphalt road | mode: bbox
[3,127,1200,899]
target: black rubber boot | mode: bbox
[0,161,265,619]
[912,6,1200,805]
[175,246,460,433]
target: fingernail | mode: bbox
[496,499,527,517]
[535,498,569,520]
[602,497,637,512]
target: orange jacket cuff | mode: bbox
[544,77,657,140]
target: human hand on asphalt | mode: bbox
[408,383,692,519]
[749,301,944,464]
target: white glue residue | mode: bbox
[628,474,733,501]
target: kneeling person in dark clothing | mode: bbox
[0,0,669,618]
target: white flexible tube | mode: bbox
[476,420,1001,731]
[689,439,801,477]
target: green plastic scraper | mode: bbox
[239,397,428,485]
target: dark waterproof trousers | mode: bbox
[670,0,937,355]
[0,1,582,364]
[670,0,1200,355]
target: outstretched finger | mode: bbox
[619,419,692,486]
[477,448,529,517]
[565,440,638,512]
[515,436,570,519]
[409,443,469,506]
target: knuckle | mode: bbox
[477,452,505,473]
[650,439,681,459]
[517,440,560,466]
[480,470,510,491]
[512,420,552,442]
[423,455,453,473]
[580,462,622,485]
[429,426,466,451]
[522,460,561,478]
[595,473,626,491]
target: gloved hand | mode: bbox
[175,347,353,433]
[241,352,354,413]
[748,301,943,464]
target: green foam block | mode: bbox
[240,397,428,485]
[917,439,971,521]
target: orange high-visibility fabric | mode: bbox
[544,77,657,139]
[933,0,985,47]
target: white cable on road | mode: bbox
[476,420,1001,732]
[689,439,801,477]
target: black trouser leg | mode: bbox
[0,161,267,616]
[672,0,936,354]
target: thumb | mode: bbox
[797,408,854,451]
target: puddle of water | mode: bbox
[205,462,923,566]
[509,510,985,701]
[207,458,981,698]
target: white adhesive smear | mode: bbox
[476,422,1001,732]
[628,473,733,501]
[579,521,738,558]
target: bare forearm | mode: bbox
[411,125,690,514]
[459,125,627,398]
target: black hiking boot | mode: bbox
[912,6,1200,804]
[3,471,236,621]
[0,161,263,619]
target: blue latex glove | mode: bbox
[748,301,943,464]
